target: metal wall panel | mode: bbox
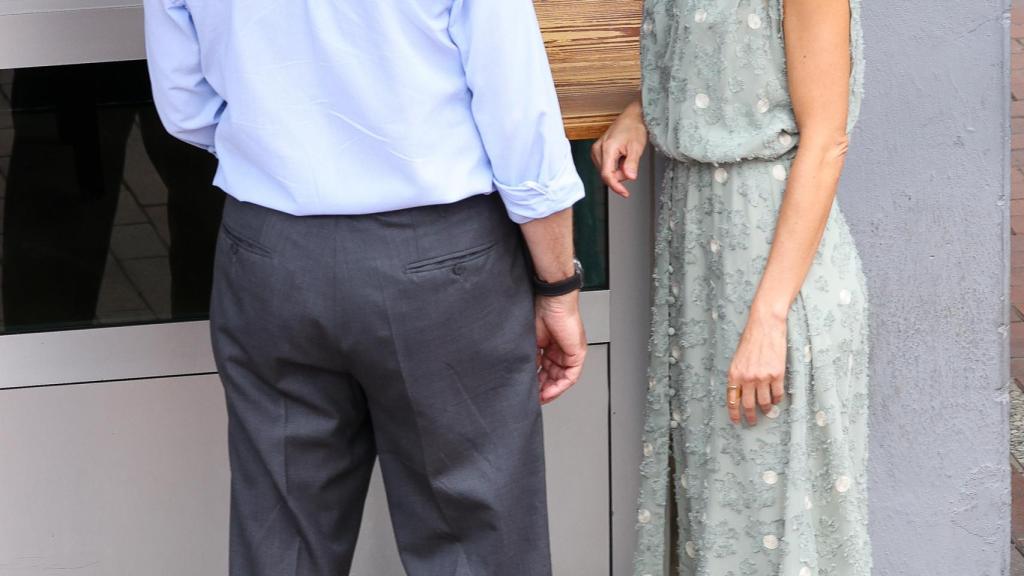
[0,374,231,575]
[608,157,656,575]
[0,347,611,575]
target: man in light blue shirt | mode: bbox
[145,1,587,575]
[145,1,583,223]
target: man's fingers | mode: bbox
[538,359,559,383]
[563,362,583,384]
[540,377,574,404]
[537,343,584,404]
[590,140,604,168]
[539,362,582,404]
[541,347,584,376]
[534,306,586,405]
[540,354,560,376]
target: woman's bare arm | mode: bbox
[727,0,852,425]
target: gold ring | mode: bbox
[727,387,741,406]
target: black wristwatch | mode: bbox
[532,258,584,297]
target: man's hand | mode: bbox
[535,293,586,404]
[518,207,585,403]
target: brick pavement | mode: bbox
[1010,1,1024,572]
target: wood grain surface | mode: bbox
[536,0,643,140]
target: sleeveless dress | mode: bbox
[634,1,871,575]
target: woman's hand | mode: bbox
[591,99,648,198]
[726,306,788,425]
[722,0,852,427]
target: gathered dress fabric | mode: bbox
[634,1,871,575]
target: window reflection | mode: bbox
[0,61,608,335]
[0,61,222,334]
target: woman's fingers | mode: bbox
[742,382,758,425]
[757,381,774,415]
[727,373,779,425]
[771,374,786,404]
[600,143,631,197]
[727,314,788,425]
[727,375,784,426]
[728,366,759,426]
[727,383,742,424]
[594,113,648,199]
[623,142,644,181]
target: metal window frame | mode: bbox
[0,291,611,389]
[0,4,145,70]
[0,4,617,389]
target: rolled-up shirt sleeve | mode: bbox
[449,0,585,224]
[144,0,224,154]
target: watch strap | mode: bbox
[532,259,584,297]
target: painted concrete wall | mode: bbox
[839,0,1013,574]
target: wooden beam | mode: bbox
[536,0,643,140]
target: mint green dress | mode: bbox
[634,1,871,575]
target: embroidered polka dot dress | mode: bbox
[634,1,871,575]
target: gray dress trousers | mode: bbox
[209,192,550,576]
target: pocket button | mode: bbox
[452,264,464,276]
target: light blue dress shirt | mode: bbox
[144,0,585,223]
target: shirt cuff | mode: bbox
[495,155,586,225]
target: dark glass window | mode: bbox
[570,140,610,291]
[0,61,609,335]
[0,61,223,334]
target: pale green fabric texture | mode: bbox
[634,1,871,575]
